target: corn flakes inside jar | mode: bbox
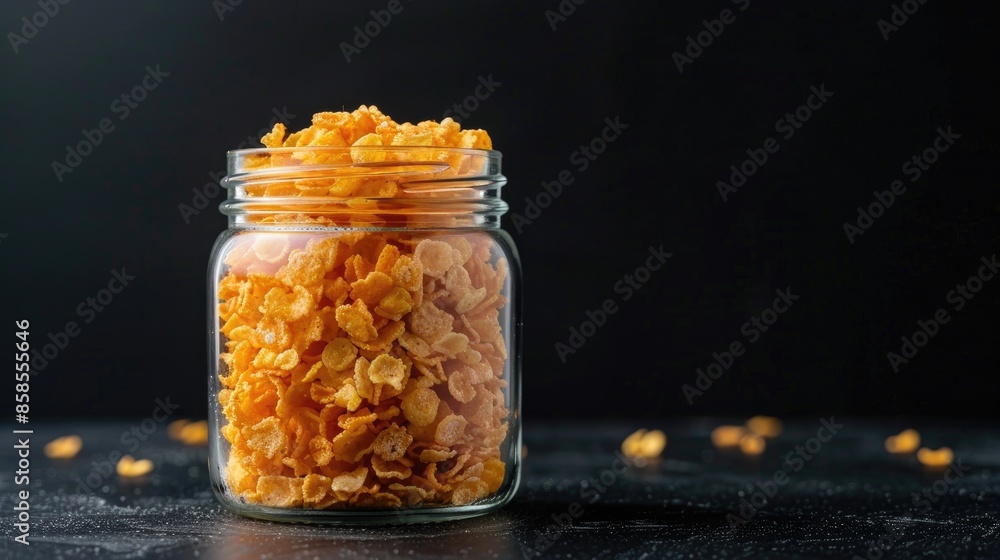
[208,106,521,523]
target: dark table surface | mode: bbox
[1,419,998,560]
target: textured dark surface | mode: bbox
[1,419,998,559]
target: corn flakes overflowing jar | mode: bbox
[207,107,521,523]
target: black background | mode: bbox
[2,1,997,420]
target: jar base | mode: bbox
[216,491,515,525]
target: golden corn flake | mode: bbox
[279,253,325,287]
[711,425,746,448]
[350,132,385,163]
[44,435,83,459]
[352,320,406,352]
[367,354,407,392]
[414,240,454,278]
[390,255,423,292]
[257,475,304,507]
[481,458,506,493]
[250,316,293,352]
[375,244,400,274]
[401,387,440,427]
[374,287,413,321]
[302,473,332,505]
[321,338,357,372]
[419,447,457,463]
[447,367,477,404]
[620,429,667,461]
[885,429,920,454]
[244,417,288,459]
[917,446,953,468]
[261,123,287,148]
[745,416,783,438]
[371,455,412,480]
[334,383,363,412]
[117,455,154,477]
[251,236,290,264]
[398,331,432,358]
[450,478,489,506]
[372,423,413,462]
[350,271,394,307]
[309,435,335,466]
[168,419,192,439]
[739,434,766,456]
[324,278,351,306]
[408,300,454,342]
[262,285,314,322]
[273,349,300,371]
[433,332,470,359]
[336,300,378,342]
[178,420,209,446]
[435,414,468,447]
[309,382,338,405]
[330,466,370,498]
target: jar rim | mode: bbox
[227,146,502,158]
[221,145,507,228]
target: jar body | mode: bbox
[208,227,520,523]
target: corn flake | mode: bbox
[321,338,357,372]
[44,435,83,459]
[401,387,440,427]
[257,475,304,507]
[244,417,288,459]
[117,455,154,477]
[330,466,370,498]
[408,301,454,343]
[335,300,378,342]
[435,414,468,447]
[917,446,953,468]
[373,423,413,462]
[885,429,921,454]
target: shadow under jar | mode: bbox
[207,146,521,523]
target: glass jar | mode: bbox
[207,145,520,523]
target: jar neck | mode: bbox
[220,147,507,230]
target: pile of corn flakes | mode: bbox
[240,105,492,205]
[215,107,510,509]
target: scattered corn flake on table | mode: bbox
[2,419,998,559]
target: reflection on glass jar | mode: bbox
[207,146,520,523]
[202,511,521,559]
